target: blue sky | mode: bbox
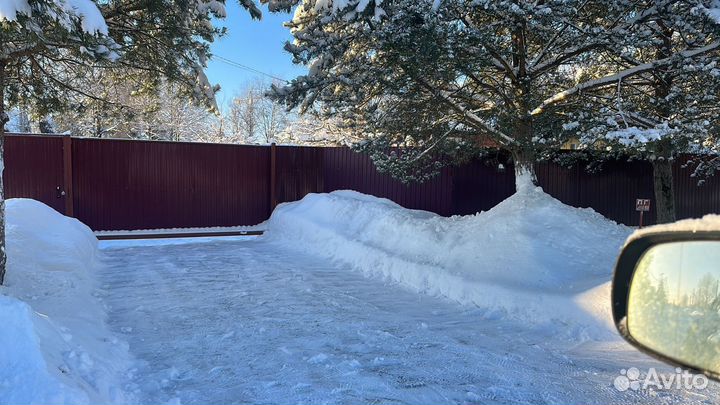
[205,3,307,106]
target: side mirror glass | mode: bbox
[620,239,720,376]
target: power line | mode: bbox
[213,55,289,83]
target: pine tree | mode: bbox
[561,0,720,223]
[266,0,639,187]
[267,0,720,206]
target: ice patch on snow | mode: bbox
[265,188,631,338]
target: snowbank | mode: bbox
[0,199,131,405]
[265,188,632,338]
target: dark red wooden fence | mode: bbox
[275,145,324,206]
[323,148,457,216]
[4,135,66,214]
[70,138,270,230]
[4,133,720,230]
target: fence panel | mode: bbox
[5,134,720,230]
[537,158,656,226]
[322,148,454,215]
[450,158,515,216]
[3,134,67,214]
[576,159,655,226]
[674,155,720,221]
[71,138,270,230]
[274,146,324,207]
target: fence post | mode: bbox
[62,135,74,217]
[269,142,277,215]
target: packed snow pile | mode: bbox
[266,188,632,337]
[0,199,131,405]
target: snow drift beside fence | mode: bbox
[0,199,131,405]
[266,187,632,338]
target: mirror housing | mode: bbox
[612,230,720,381]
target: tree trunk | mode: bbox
[512,146,539,192]
[652,146,676,224]
[0,61,8,285]
[511,109,539,191]
[650,18,676,225]
[508,22,538,194]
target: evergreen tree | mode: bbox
[562,0,720,223]
[267,0,720,206]
[265,0,636,186]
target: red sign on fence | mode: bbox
[636,199,651,212]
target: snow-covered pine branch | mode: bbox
[0,0,108,35]
[436,90,515,146]
[532,41,720,116]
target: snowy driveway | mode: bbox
[99,237,718,405]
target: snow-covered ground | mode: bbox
[0,199,133,405]
[2,187,720,404]
[98,236,718,405]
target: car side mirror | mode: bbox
[612,231,720,381]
